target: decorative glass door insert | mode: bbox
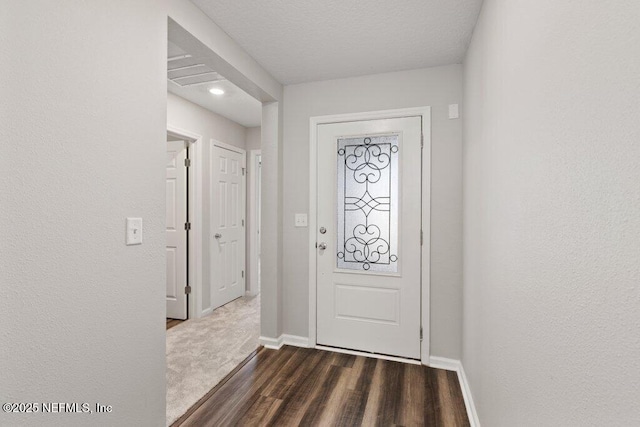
[336,134,399,273]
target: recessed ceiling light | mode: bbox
[209,88,225,95]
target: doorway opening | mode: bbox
[165,130,194,324]
[164,17,268,426]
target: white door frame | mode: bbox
[308,107,431,365]
[210,139,247,309]
[167,124,203,320]
[247,149,262,296]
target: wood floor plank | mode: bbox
[446,370,471,427]
[345,355,366,390]
[377,360,405,426]
[212,347,299,426]
[175,346,471,427]
[298,364,345,426]
[166,318,184,330]
[400,363,426,427]
[266,350,336,425]
[314,364,354,427]
[180,347,293,427]
[234,395,282,426]
[360,359,384,426]
[331,351,356,368]
[423,366,440,426]
[220,348,317,426]
[334,356,377,426]
[436,369,456,426]
[261,347,316,399]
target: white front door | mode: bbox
[316,117,422,359]
[166,140,188,320]
[211,144,246,310]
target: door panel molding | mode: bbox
[308,107,431,364]
[210,139,246,311]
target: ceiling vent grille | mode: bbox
[168,47,224,87]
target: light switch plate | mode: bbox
[448,104,460,119]
[126,218,143,245]
[294,213,308,227]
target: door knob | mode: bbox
[318,242,327,250]
[214,233,222,239]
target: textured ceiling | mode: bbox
[191,0,483,84]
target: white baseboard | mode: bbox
[259,334,310,349]
[428,355,461,372]
[429,356,481,427]
[199,307,213,318]
[458,363,480,427]
[259,335,284,349]
[282,334,311,348]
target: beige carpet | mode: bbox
[166,295,260,426]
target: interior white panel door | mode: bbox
[316,117,422,359]
[166,140,188,320]
[211,145,246,310]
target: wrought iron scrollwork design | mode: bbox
[337,136,399,271]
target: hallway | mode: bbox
[3,1,639,426]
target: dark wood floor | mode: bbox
[166,318,184,330]
[173,345,470,427]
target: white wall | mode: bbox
[260,101,285,339]
[167,92,247,315]
[462,1,640,425]
[283,65,464,358]
[0,2,167,426]
[245,126,261,151]
[168,92,247,150]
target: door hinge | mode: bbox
[420,326,423,341]
[184,158,191,167]
[241,270,244,278]
[242,167,245,176]
[185,222,191,230]
[420,230,423,245]
[185,285,192,295]
[421,133,424,148]
[242,219,245,227]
